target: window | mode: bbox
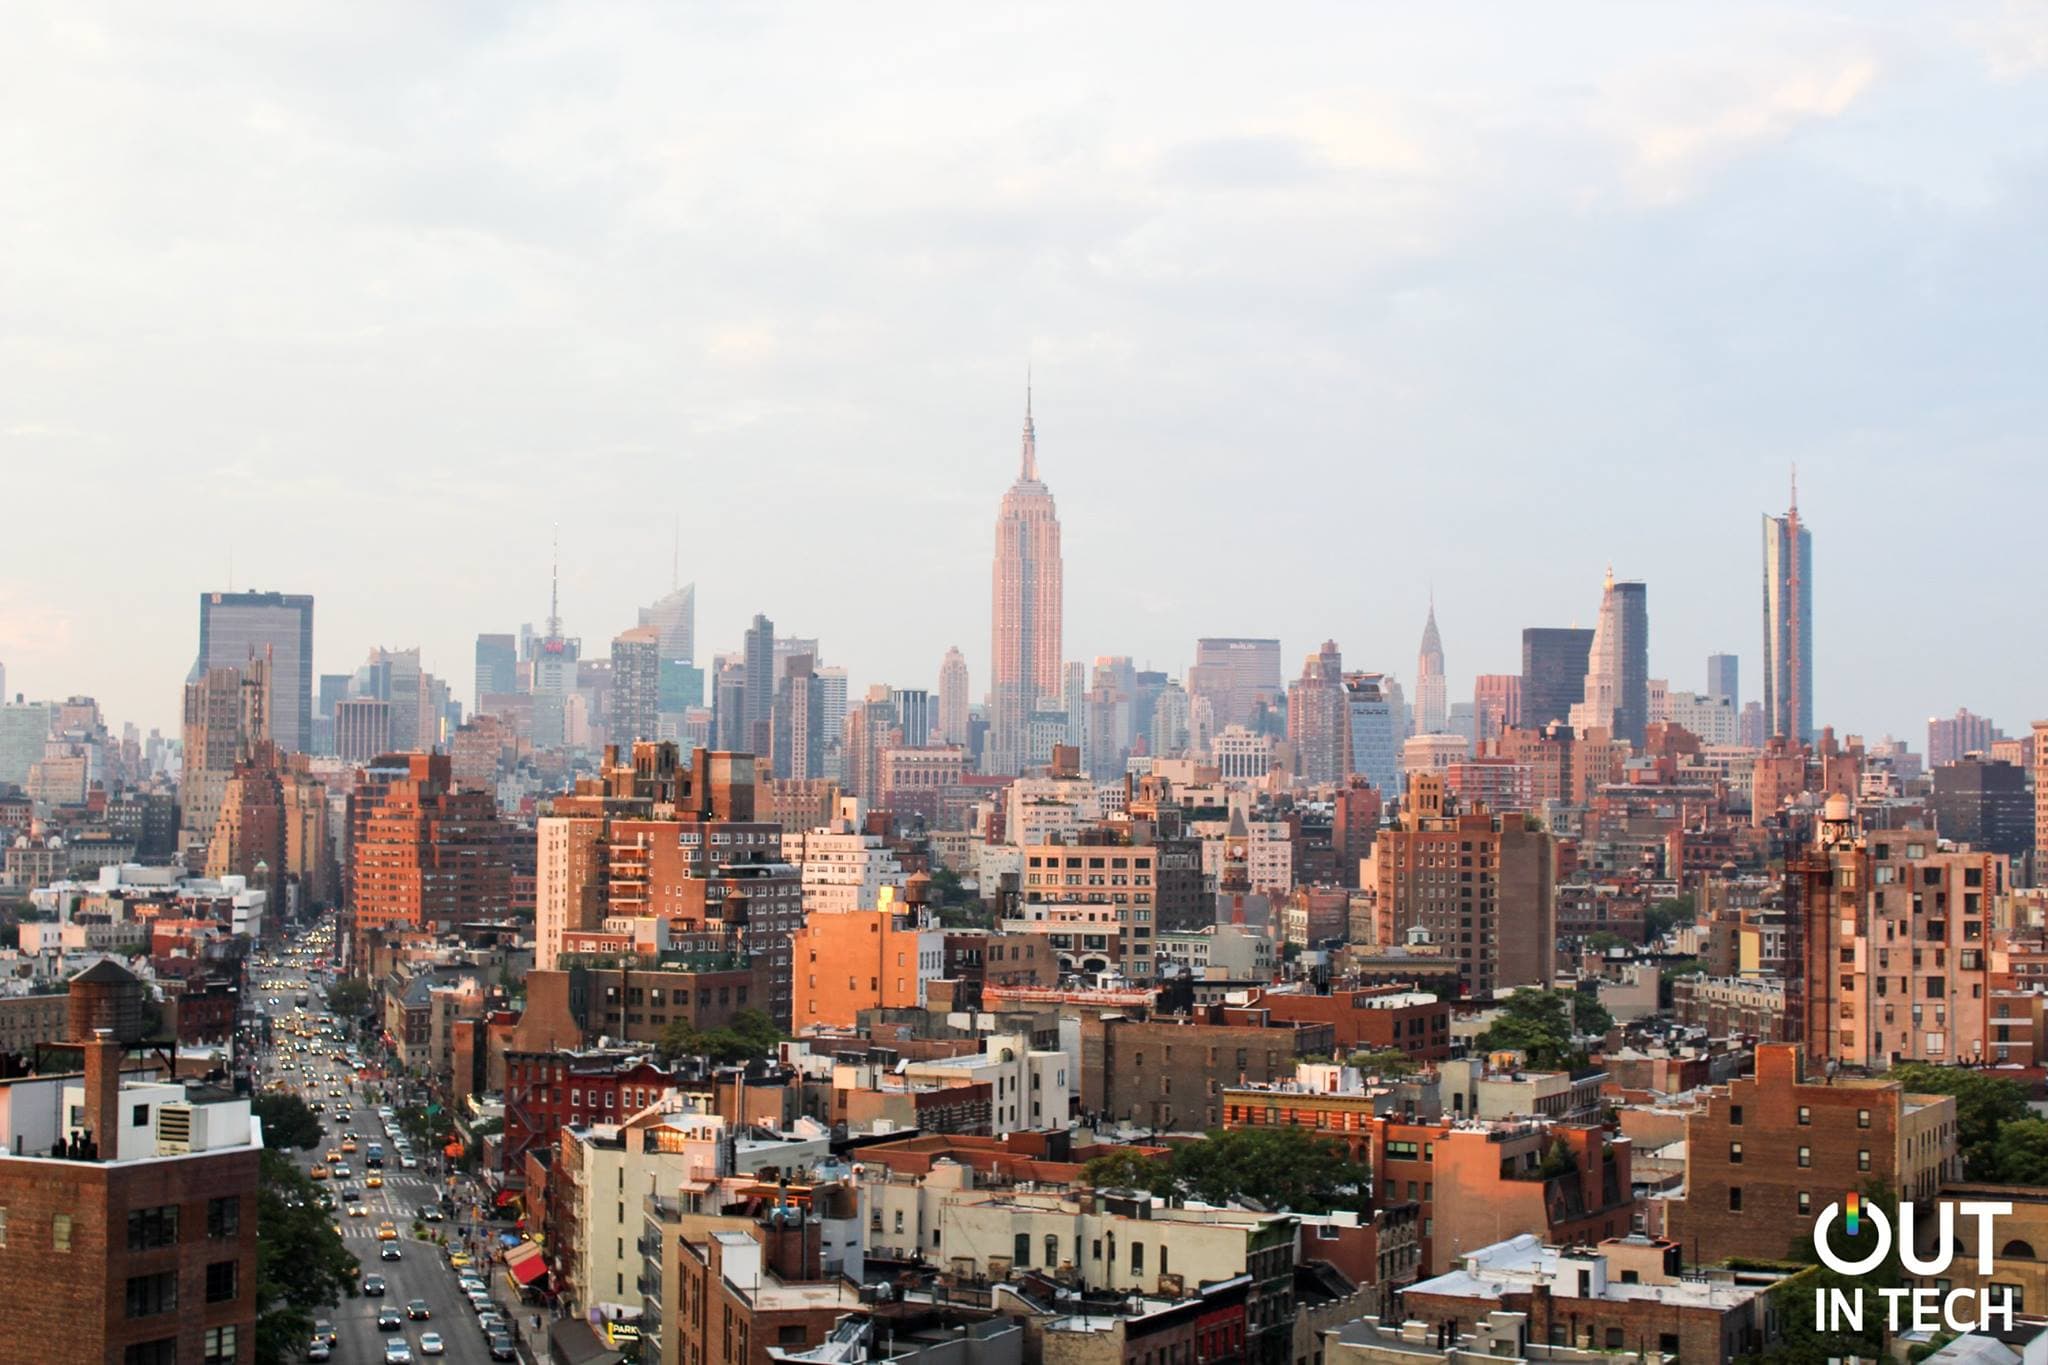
[1132,1241,1145,1274]
[128,1204,180,1251]
[124,1342,177,1365]
[1729,1105,1743,1126]
[1729,1142,1743,1164]
[0,1207,6,1247]
[1858,1150,1872,1172]
[1729,1187,1743,1211]
[1858,1109,1871,1129]
[52,1213,71,1252]
[1014,1233,1031,1267]
[206,1259,239,1303]
[203,1324,238,1365]
[779,1327,809,1346]
[132,1102,150,1127]
[125,1271,179,1318]
[1799,1192,1812,1213]
[1798,1147,1811,1168]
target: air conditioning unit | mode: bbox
[156,1104,194,1155]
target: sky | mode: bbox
[3,3,2046,743]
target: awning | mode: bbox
[506,1241,547,1286]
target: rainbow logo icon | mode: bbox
[1845,1193,1861,1236]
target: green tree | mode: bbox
[1887,1063,2028,1181]
[1170,1127,1371,1214]
[1079,1147,1176,1197]
[1736,1185,1902,1365]
[1573,992,1613,1040]
[1346,1049,1419,1077]
[1643,895,1697,941]
[1989,1118,2048,1186]
[1585,931,1631,953]
[1473,991,1585,1069]
[325,977,373,1018]
[660,1008,786,1066]
[252,1092,324,1151]
[255,1147,358,1365]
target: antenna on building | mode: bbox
[1020,368,1038,481]
[1789,461,1799,517]
[548,524,562,639]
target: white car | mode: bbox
[418,1331,445,1356]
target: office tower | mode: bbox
[657,659,705,716]
[1518,628,1593,730]
[346,752,513,934]
[773,654,826,780]
[530,536,579,749]
[743,613,776,754]
[816,665,848,778]
[1740,701,1766,748]
[362,646,427,751]
[1931,757,2034,859]
[1415,602,1447,736]
[474,633,518,713]
[1706,653,1739,710]
[1762,487,1814,743]
[891,688,933,747]
[841,686,899,799]
[937,647,970,745]
[1187,638,1283,732]
[0,698,53,787]
[1343,672,1400,796]
[639,583,696,662]
[773,635,821,689]
[989,388,1064,774]
[1062,661,1087,747]
[608,626,662,747]
[1472,675,1522,742]
[713,659,747,751]
[1287,640,1348,785]
[333,698,391,764]
[1568,570,1650,748]
[1373,774,1556,994]
[1928,708,2000,769]
[1150,680,1191,759]
[190,590,314,752]
[179,658,271,854]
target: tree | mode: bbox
[1736,1184,1902,1365]
[325,978,373,1019]
[1989,1118,2048,1186]
[1346,1049,1419,1078]
[1585,931,1631,953]
[1643,895,1697,942]
[1473,991,1585,1069]
[1888,1064,2028,1182]
[660,1008,786,1066]
[1171,1127,1371,1214]
[252,1092,324,1151]
[1079,1147,1175,1197]
[255,1147,358,1365]
[1572,992,1614,1040]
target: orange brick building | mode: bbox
[790,887,944,1028]
[347,752,513,934]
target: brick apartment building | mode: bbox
[1664,1043,1960,1264]
[1079,1007,1336,1132]
[0,1035,261,1365]
[347,751,514,935]
[1238,986,1452,1062]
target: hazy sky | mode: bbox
[4,3,2046,743]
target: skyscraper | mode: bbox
[1187,638,1283,732]
[989,388,1063,774]
[180,657,271,854]
[1287,640,1348,785]
[1762,486,1814,744]
[610,625,661,747]
[743,613,776,754]
[639,583,696,662]
[773,654,826,780]
[474,633,517,714]
[1706,653,1739,711]
[1343,671,1400,796]
[1415,602,1446,736]
[937,646,970,746]
[1472,674,1522,742]
[1519,628,1594,729]
[191,590,314,752]
[1568,570,1649,747]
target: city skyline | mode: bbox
[6,6,2048,741]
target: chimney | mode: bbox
[84,1028,122,1161]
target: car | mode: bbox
[384,1340,414,1365]
[477,1311,507,1338]
[367,1174,383,1189]
[407,1299,432,1321]
[333,1164,353,1180]
[458,1277,487,1296]
[420,1206,444,1222]
[309,1165,329,1180]
[362,1275,387,1297]
[377,1220,398,1241]
[307,1342,333,1362]
[380,1244,402,1262]
[349,1203,369,1217]
[376,1307,404,1331]
[489,1332,517,1361]
[340,1188,362,1201]
[313,1319,338,1345]
[400,1154,420,1169]
[418,1330,445,1356]
[326,1149,342,1163]
[448,1251,472,1267]
[466,1292,492,1315]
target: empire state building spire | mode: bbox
[1021,372,1038,480]
[989,380,1063,775]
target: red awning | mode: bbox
[506,1241,547,1286]
[495,1189,522,1208]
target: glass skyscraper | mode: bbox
[1762,497,1813,744]
[190,590,314,753]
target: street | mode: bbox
[250,920,537,1365]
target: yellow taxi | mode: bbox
[366,1174,383,1189]
[325,1149,342,1164]
[448,1252,471,1267]
[376,1221,398,1241]
[310,1165,329,1180]
[341,1139,358,1154]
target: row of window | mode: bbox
[123,1327,236,1365]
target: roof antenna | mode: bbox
[548,524,561,639]
[1790,461,1799,515]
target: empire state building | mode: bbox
[989,388,1063,774]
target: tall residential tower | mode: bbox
[1762,483,1813,744]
